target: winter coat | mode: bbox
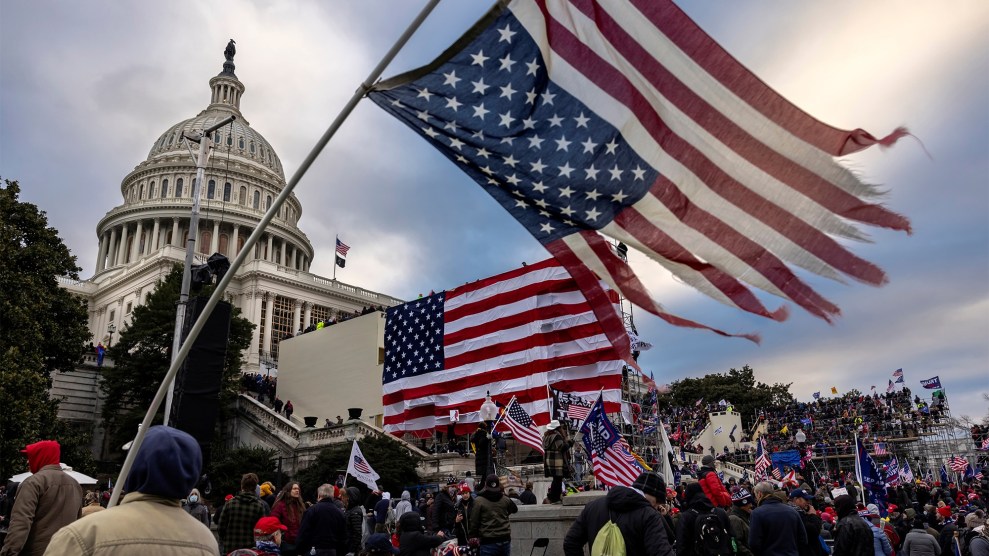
[543,429,571,478]
[676,487,734,556]
[1,460,83,556]
[969,533,989,556]
[270,498,305,543]
[394,491,413,522]
[563,486,675,556]
[871,521,893,556]
[295,497,348,556]
[901,529,941,556]
[432,490,458,535]
[219,491,268,552]
[698,466,732,508]
[44,492,219,556]
[730,506,754,556]
[183,500,211,528]
[798,509,826,556]
[834,514,875,556]
[345,487,366,555]
[468,490,517,544]
[749,495,807,556]
[398,512,445,556]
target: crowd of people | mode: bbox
[298,306,386,335]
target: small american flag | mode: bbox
[335,238,351,257]
[353,455,371,474]
[948,455,968,473]
[567,402,591,422]
[754,437,771,481]
[771,467,782,480]
[981,437,989,451]
[500,397,544,455]
[892,368,903,378]
[874,443,888,455]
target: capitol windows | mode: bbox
[226,133,233,147]
[139,184,145,199]
[249,141,255,154]
[207,179,216,199]
[175,178,184,197]
[223,182,232,202]
[253,190,260,209]
[213,132,221,144]
[218,233,229,254]
[200,231,211,254]
[239,185,247,206]
[266,195,272,210]
[161,179,169,198]
[149,181,156,198]
[238,136,245,150]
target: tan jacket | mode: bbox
[1,464,82,556]
[43,492,219,556]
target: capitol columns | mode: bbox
[107,227,118,267]
[293,299,302,335]
[118,224,129,265]
[97,231,109,271]
[171,218,180,247]
[132,220,144,260]
[151,218,161,252]
[302,301,312,330]
[266,234,274,262]
[230,224,240,259]
[262,292,274,353]
[211,220,220,254]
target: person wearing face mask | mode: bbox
[432,480,460,538]
[184,488,211,528]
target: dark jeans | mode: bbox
[548,476,563,502]
[479,541,511,556]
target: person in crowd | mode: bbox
[473,422,493,480]
[260,481,277,509]
[729,488,755,556]
[284,400,294,420]
[344,487,366,556]
[563,471,674,556]
[361,532,400,555]
[789,489,825,556]
[374,492,393,533]
[1,440,83,556]
[542,420,571,504]
[271,481,306,555]
[397,511,446,556]
[698,455,732,508]
[966,513,989,556]
[469,474,519,556]
[220,472,270,553]
[183,487,211,528]
[454,482,475,545]
[81,491,105,518]
[295,483,348,556]
[832,494,874,556]
[675,481,734,556]
[864,505,893,556]
[432,479,459,537]
[44,426,218,555]
[749,481,807,556]
[901,517,941,556]
[394,490,413,523]
[228,516,288,556]
[519,482,537,505]
[464,471,476,493]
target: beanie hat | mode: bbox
[701,455,716,467]
[124,426,201,499]
[937,506,952,519]
[631,472,666,500]
[965,513,984,529]
[480,474,503,494]
[732,488,754,506]
[260,482,274,497]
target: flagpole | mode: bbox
[491,395,516,433]
[106,0,443,508]
[333,234,338,281]
[854,433,864,500]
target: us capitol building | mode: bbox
[60,47,403,374]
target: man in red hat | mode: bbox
[228,516,288,555]
[1,440,82,556]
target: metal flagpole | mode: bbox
[108,0,443,508]
[332,235,337,281]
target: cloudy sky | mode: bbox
[2,1,986,422]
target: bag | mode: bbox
[692,509,730,556]
[591,513,626,556]
[819,535,831,555]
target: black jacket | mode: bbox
[676,488,734,556]
[749,496,807,556]
[398,512,445,556]
[344,487,365,555]
[296,498,348,556]
[797,508,825,556]
[833,514,874,556]
[519,489,538,505]
[563,486,674,556]
[431,490,458,536]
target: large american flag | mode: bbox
[500,397,544,455]
[382,258,623,437]
[369,0,909,342]
[580,394,643,486]
[947,455,969,473]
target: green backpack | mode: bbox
[591,512,626,556]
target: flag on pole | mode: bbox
[771,467,782,481]
[812,392,820,400]
[884,456,900,487]
[566,401,591,422]
[855,436,889,516]
[886,380,894,393]
[899,461,914,483]
[870,385,876,391]
[873,443,887,455]
[920,376,942,389]
[346,440,380,491]
[382,259,624,437]
[939,464,949,486]
[894,376,904,384]
[368,0,909,344]
[981,437,989,451]
[498,397,545,455]
[335,237,350,268]
[754,437,770,481]
[947,455,968,473]
[831,387,839,395]
[892,368,903,378]
[580,394,643,487]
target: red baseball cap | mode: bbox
[254,516,287,536]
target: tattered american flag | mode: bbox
[369,0,909,342]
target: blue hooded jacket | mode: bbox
[124,426,202,499]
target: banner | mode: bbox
[346,440,380,491]
[920,376,942,389]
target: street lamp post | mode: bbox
[107,323,116,347]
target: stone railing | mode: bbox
[307,275,404,306]
[679,451,750,480]
[239,394,300,443]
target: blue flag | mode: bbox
[940,464,949,486]
[813,392,821,400]
[965,463,975,480]
[856,437,888,516]
[920,376,942,389]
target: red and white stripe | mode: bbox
[512,0,908,330]
[501,399,545,455]
[383,259,624,436]
[591,442,642,487]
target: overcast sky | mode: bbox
[2,1,986,423]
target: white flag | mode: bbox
[346,440,380,491]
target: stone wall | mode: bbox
[509,491,604,556]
